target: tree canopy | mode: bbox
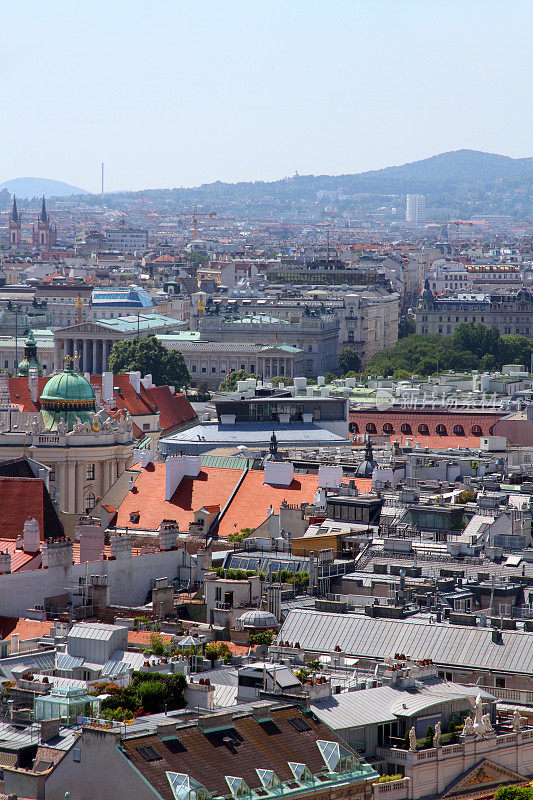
[338,347,362,375]
[108,336,190,388]
[367,323,533,378]
[218,368,252,392]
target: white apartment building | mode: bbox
[104,227,149,253]
[406,194,426,223]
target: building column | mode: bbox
[54,339,61,372]
[95,461,104,500]
[57,462,66,512]
[87,340,94,374]
[95,340,103,374]
[67,462,76,514]
[76,462,84,514]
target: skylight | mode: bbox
[288,763,314,783]
[317,740,359,774]
[167,772,211,800]
[256,769,282,791]
[225,777,253,798]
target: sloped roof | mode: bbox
[0,477,46,541]
[115,464,244,531]
[217,471,371,537]
[278,610,533,675]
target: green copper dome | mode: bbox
[17,330,44,377]
[40,366,96,431]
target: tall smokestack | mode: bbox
[101,162,104,195]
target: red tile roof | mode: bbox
[0,478,46,541]
[217,471,372,537]
[142,385,197,434]
[115,464,373,537]
[0,539,42,572]
[115,464,244,532]
[0,617,53,641]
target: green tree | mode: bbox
[218,368,252,392]
[149,633,165,656]
[398,316,416,339]
[339,347,361,375]
[108,336,190,388]
[248,630,274,646]
[195,381,211,401]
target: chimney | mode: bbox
[102,372,114,403]
[109,532,132,560]
[159,524,178,551]
[94,383,102,407]
[11,633,19,654]
[28,368,39,404]
[0,551,12,574]
[264,461,294,487]
[77,519,105,563]
[23,518,41,553]
[42,539,73,569]
[318,465,343,489]
[129,371,141,393]
[133,449,152,468]
[165,455,201,501]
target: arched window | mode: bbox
[453,425,465,436]
[400,423,412,435]
[349,422,359,434]
[418,424,429,435]
[85,492,96,514]
[436,424,447,436]
[347,331,355,343]
[366,422,376,434]
[471,425,483,436]
[383,423,394,434]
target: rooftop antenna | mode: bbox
[101,162,105,196]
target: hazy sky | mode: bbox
[1,0,531,193]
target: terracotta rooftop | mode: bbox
[217,471,372,537]
[115,464,244,532]
[115,464,372,537]
[0,617,53,641]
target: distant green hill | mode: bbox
[0,177,88,198]
[44,150,533,219]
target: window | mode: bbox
[85,492,96,514]
[86,463,95,481]
[49,465,56,482]
[436,424,447,436]
[212,366,216,372]
[349,422,359,434]
[400,423,412,435]
[453,425,465,436]
[366,423,376,434]
[418,424,429,435]
[383,423,394,434]
[471,425,483,436]
[192,365,196,373]
[201,367,206,373]
[495,677,505,689]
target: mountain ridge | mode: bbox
[0,177,88,199]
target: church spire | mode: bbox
[10,195,19,223]
[40,195,48,223]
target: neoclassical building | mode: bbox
[0,359,134,516]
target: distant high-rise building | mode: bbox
[406,194,426,223]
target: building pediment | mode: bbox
[441,758,527,799]
[55,322,116,335]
